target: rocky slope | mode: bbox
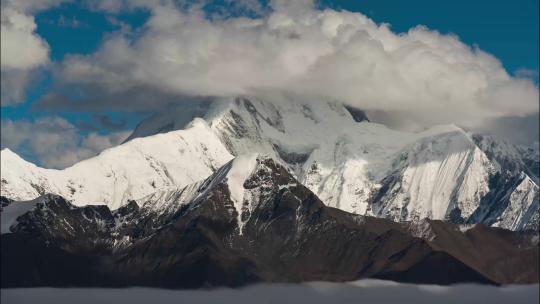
[1,96,538,230]
[2,155,537,288]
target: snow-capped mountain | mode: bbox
[1,96,538,230]
[2,155,538,288]
[472,133,539,182]
[1,119,233,210]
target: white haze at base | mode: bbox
[0,97,537,230]
[1,280,538,304]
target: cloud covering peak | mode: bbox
[56,0,538,127]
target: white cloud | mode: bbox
[84,0,166,13]
[0,117,130,168]
[0,8,49,70]
[515,68,539,83]
[56,0,538,128]
[0,69,36,105]
[2,0,70,14]
[0,0,66,105]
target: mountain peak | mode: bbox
[222,153,299,234]
[1,148,26,163]
[1,97,537,231]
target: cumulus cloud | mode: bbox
[84,0,266,16]
[0,117,130,168]
[0,0,65,105]
[1,0,538,165]
[35,86,212,112]
[0,8,49,70]
[1,69,37,105]
[54,0,538,128]
[476,114,540,146]
[1,0,69,14]
[83,0,160,13]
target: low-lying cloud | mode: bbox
[1,280,538,304]
[55,0,538,128]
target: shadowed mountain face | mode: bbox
[1,156,537,288]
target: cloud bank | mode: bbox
[1,280,539,304]
[54,0,538,128]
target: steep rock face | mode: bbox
[1,96,538,230]
[370,128,492,223]
[467,134,539,230]
[1,156,538,288]
[467,173,539,231]
[472,134,539,182]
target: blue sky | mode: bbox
[1,0,538,167]
[1,3,150,130]
[328,0,539,75]
[35,0,540,72]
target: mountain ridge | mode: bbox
[1,96,538,230]
[2,155,537,288]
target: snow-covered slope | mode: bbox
[1,119,232,209]
[203,97,537,229]
[498,174,539,231]
[371,128,493,222]
[124,100,212,142]
[472,134,539,182]
[133,153,291,235]
[1,96,537,230]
